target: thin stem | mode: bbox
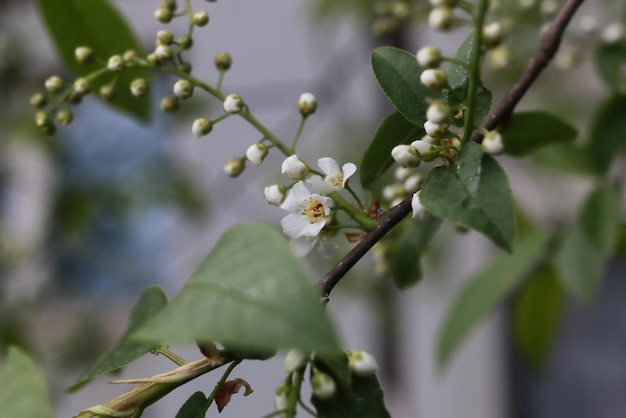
[154,346,188,366]
[298,397,318,417]
[216,70,225,92]
[345,185,366,210]
[461,0,489,143]
[291,116,308,152]
[206,359,242,408]
[286,368,305,418]
[330,192,376,231]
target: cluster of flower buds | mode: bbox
[382,166,425,208]
[370,0,411,35]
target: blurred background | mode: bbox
[1,0,625,417]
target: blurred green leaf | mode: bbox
[533,142,599,176]
[420,142,516,251]
[371,47,438,125]
[437,231,550,369]
[616,225,626,258]
[68,286,168,392]
[512,266,564,372]
[133,223,340,356]
[37,0,150,121]
[0,347,53,418]
[391,215,441,288]
[501,111,577,156]
[594,42,626,93]
[360,111,423,189]
[175,392,209,418]
[580,185,621,255]
[315,352,351,391]
[446,30,492,127]
[587,95,626,173]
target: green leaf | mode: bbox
[175,392,209,418]
[501,111,578,156]
[594,42,626,93]
[533,142,599,176]
[315,352,352,392]
[446,30,492,127]
[587,95,626,173]
[68,286,168,391]
[371,47,438,125]
[312,356,390,418]
[360,111,423,189]
[391,215,441,288]
[437,231,550,369]
[133,223,340,356]
[512,267,564,372]
[0,347,53,418]
[420,142,516,251]
[615,224,626,258]
[580,185,621,255]
[37,0,150,121]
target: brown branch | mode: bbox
[471,0,585,142]
[317,0,586,298]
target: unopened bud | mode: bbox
[73,78,91,95]
[100,85,116,101]
[35,111,51,128]
[311,372,336,400]
[223,94,244,114]
[298,92,317,116]
[482,130,504,155]
[281,155,309,179]
[173,79,194,99]
[391,144,420,167]
[423,120,448,138]
[488,46,512,72]
[428,6,454,31]
[154,7,173,23]
[482,22,504,47]
[284,349,308,373]
[416,45,442,68]
[44,75,64,93]
[30,92,47,108]
[156,30,174,45]
[193,10,210,26]
[410,139,434,155]
[155,44,173,60]
[264,185,286,206]
[130,78,150,97]
[224,158,245,177]
[420,68,447,91]
[403,174,424,193]
[348,349,379,376]
[55,109,74,126]
[107,55,125,72]
[75,46,94,64]
[192,117,213,137]
[426,103,450,124]
[411,191,428,219]
[245,143,269,166]
[160,96,180,112]
[177,35,193,50]
[214,52,232,71]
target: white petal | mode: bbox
[289,236,317,257]
[281,214,313,238]
[318,157,341,177]
[341,163,357,184]
[308,175,338,194]
[280,182,310,212]
[298,219,327,237]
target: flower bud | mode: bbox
[482,22,504,47]
[193,10,210,26]
[411,191,427,219]
[74,46,94,64]
[67,91,83,104]
[214,52,232,71]
[30,92,47,108]
[73,78,91,95]
[177,35,193,50]
[416,45,442,68]
[284,349,308,373]
[223,94,244,114]
[311,372,336,400]
[382,183,405,201]
[394,166,412,181]
[130,78,150,97]
[107,55,125,72]
[579,16,598,36]
[281,155,309,179]
[423,120,447,138]
[348,349,379,377]
[245,143,269,166]
[147,53,160,64]
[44,75,64,93]
[179,61,193,73]
[298,92,317,116]
[155,44,173,60]
[264,185,286,206]
[99,85,116,101]
[192,117,213,137]
[403,174,424,193]
[40,124,57,137]
[420,69,447,91]
[156,30,174,45]
[482,130,504,155]
[430,0,459,6]
[160,96,180,112]
[35,111,51,128]
[391,144,420,167]
[426,103,450,124]
[488,46,512,72]
[274,381,290,415]
[173,79,194,99]
[123,49,138,62]
[410,139,434,155]
[154,7,173,23]
[55,109,74,126]
[161,0,177,11]
[428,6,454,31]
[602,22,625,44]
[224,158,245,177]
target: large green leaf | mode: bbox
[594,42,626,93]
[555,185,621,303]
[587,95,626,173]
[391,215,441,288]
[420,142,516,251]
[437,231,550,369]
[371,47,437,125]
[360,111,423,189]
[37,0,150,121]
[175,392,209,418]
[0,347,53,418]
[68,286,168,392]
[501,111,577,156]
[133,223,340,356]
[512,266,564,372]
[446,30,492,127]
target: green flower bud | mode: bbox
[160,96,180,112]
[224,158,245,177]
[55,109,74,126]
[44,75,64,93]
[99,85,117,101]
[130,78,150,97]
[214,52,232,71]
[30,92,47,108]
[173,79,194,99]
[73,77,91,95]
[154,7,173,23]
[177,35,193,50]
[192,117,213,137]
[107,55,125,72]
[74,46,94,64]
[156,30,174,45]
[193,10,209,27]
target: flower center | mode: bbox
[303,198,325,223]
[327,173,343,188]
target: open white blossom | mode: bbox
[308,157,357,194]
[412,191,427,219]
[280,182,332,241]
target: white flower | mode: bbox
[348,349,379,376]
[289,234,338,258]
[245,143,268,166]
[403,174,424,193]
[281,155,309,180]
[412,191,427,219]
[482,130,504,155]
[224,93,244,114]
[307,157,357,194]
[264,185,286,206]
[391,144,420,167]
[280,182,332,240]
[284,349,309,373]
[311,372,336,400]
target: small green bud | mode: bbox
[420,68,447,91]
[67,91,83,104]
[99,85,116,101]
[428,6,454,31]
[155,44,173,60]
[214,52,232,71]
[161,0,177,11]
[147,53,160,64]
[30,92,47,108]
[311,372,336,400]
[482,22,504,48]
[179,61,192,73]
[130,78,150,97]
[298,92,317,116]
[73,78,91,95]
[156,30,174,45]
[35,111,51,128]
[74,46,94,64]
[107,55,125,72]
[160,96,180,112]
[177,35,193,50]
[193,10,209,27]
[123,49,138,62]
[224,158,245,177]
[40,123,57,137]
[416,45,442,68]
[154,7,173,23]
[44,75,64,93]
[55,109,74,126]
[173,79,194,99]
[192,117,213,137]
